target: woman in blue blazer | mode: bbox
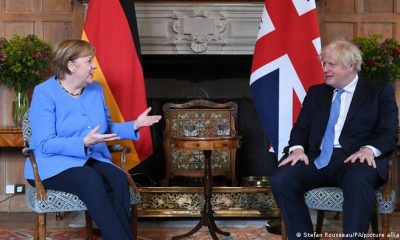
[24,39,161,240]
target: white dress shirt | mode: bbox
[288,75,381,157]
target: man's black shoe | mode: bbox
[266,218,282,235]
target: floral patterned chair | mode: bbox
[22,110,140,240]
[162,99,239,186]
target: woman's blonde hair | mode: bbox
[51,39,95,79]
[321,39,362,72]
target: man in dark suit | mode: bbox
[270,39,398,239]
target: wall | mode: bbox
[0,0,84,212]
[319,0,400,43]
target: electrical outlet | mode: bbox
[5,185,14,194]
[15,184,25,194]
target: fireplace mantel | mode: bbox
[82,1,263,55]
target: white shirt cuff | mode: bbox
[361,145,381,157]
[289,145,304,154]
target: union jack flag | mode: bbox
[250,0,324,160]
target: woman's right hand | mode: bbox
[83,125,120,147]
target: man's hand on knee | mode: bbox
[278,148,309,167]
[344,147,376,168]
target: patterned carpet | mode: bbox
[2,227,400,240]
[1,226,278,240]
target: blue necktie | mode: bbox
[314,88,345,169]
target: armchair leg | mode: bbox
[315,210,324,237]
[84,211,93,240]
[36,213,46,240]
[334,211,341,220]
[131,204,138,240]
[55,212,65,220]
[381,213,390,240]
[281,217,287,240]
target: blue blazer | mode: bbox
[283,77,398,180]
[24,76,139,181]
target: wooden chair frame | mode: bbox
[23,143,139,240]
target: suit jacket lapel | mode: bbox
[316,86,335,141]
[342,77,368,130]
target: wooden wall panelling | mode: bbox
[0,148,27,212]
[319,0,400,44]
[0,0,84,212]
[0,0,84,127]
[43,0,73,13]
[0,85,13,127]
[43,21,73,44]
[323,23,355,43]
[396,0,400,13]
[0,0,4,13]
[362,23,394,39]
[323,0,355,14]
[4,0,36,13]
[0,150,5,198]
[364,0,394,13]
[3,22,34,38]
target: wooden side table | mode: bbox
[0,127,23,147]
[171,136,240,240]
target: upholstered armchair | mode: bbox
[22,110,140,240]
[162,99,239,186]
[280,145,399,240]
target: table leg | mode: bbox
[172,150,230,240]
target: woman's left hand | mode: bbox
[84,125,120,146]
[134,107,162,130]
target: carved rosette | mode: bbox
[172,7,226,54]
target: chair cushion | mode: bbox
[130,187,141,204]
[304,187,396,213]
[27,187,87,213]
[28,186,141,213]
[22,109,31,142]
[305,187,343,211]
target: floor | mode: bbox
[2,210,399,230]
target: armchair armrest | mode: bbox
[108,144,139,192]
[22,141,47,201]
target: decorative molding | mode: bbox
[136,2,263,55]
[82,1,263,54]
[172,7,226,53]
[138,186,280,217]
[135,1,263,55]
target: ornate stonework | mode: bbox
[137,2,263,54]
[83,1,263,55]
[172,7,226,53]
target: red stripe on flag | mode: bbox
[84,0,152,163]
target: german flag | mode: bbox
[82,0,152,169]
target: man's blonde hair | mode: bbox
[321,39,362,72]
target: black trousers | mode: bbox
[28,159,133,240]
[270,149,382,240]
